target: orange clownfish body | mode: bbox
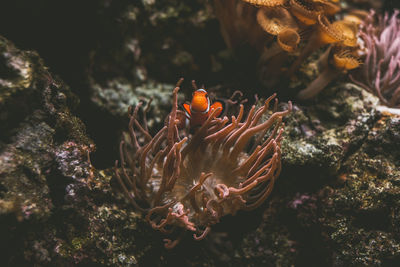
[183,89,223,128]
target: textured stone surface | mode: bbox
[0,36,154,266]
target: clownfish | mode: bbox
[182,88,223,129]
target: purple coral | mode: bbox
[350,10,400,107]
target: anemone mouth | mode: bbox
[332,50,361,70]
[241,0,287,7]
[343,15,364,26]
[257,7,298,36]
[277,28,301,52]
[343,10,370,25]
[335,20,358,47]
[317,15,345,44]
[290,0,323,25]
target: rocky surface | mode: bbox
[0,36,154,266]
[0,1,399,266]
[238,84,400,266]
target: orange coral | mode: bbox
[115,81,292,248]
[213,0,361,95]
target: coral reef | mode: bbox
[0,1,400,266]
[115,83,292,248]
[350,10,400,108]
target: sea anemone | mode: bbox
[297,46,361,100]
[350,10,400,108]
[114,82,292,248]
[287,14,358,77]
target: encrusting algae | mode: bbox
[115,79,292,248]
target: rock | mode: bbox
[233,83,400,266]
[0,36,155,266]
